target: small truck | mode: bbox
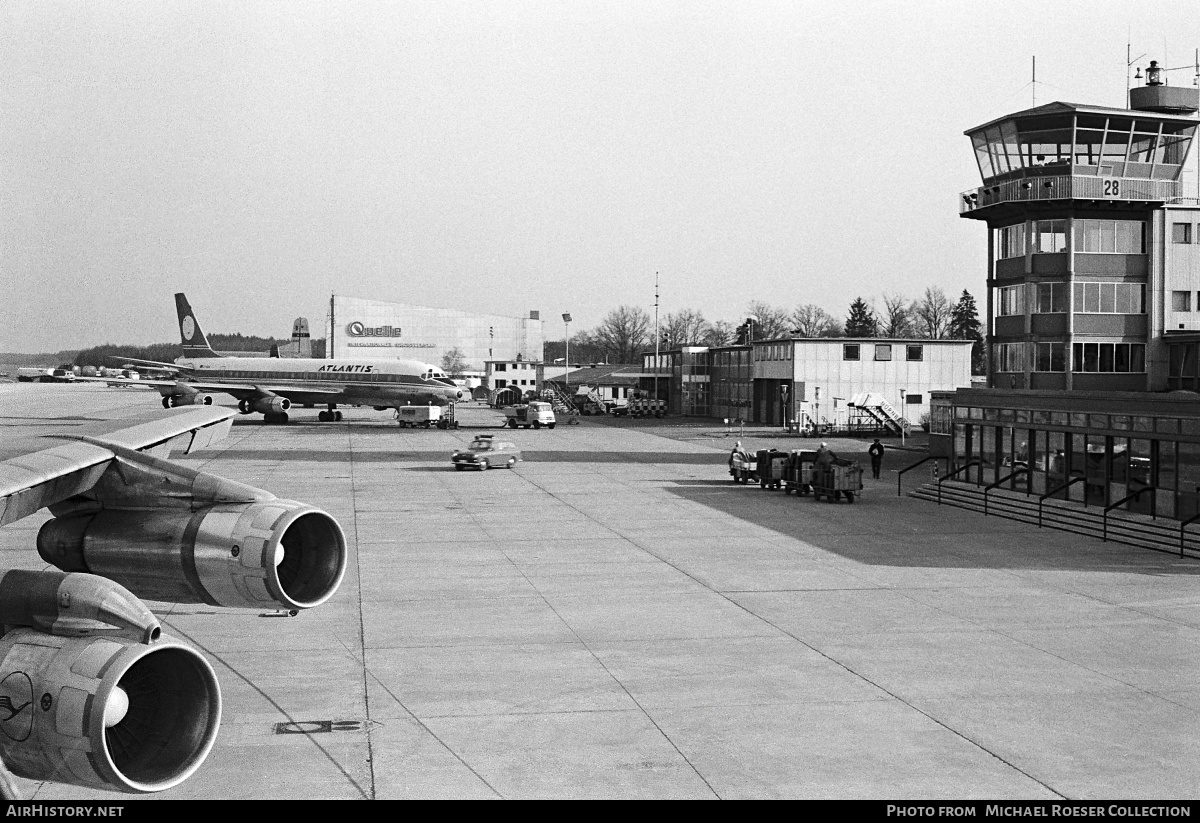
[502,401,556,429]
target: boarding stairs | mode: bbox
[908,478,1200,558]
[541,383,578,414]
[849,393,911,435]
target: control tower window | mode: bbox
[996,224,1025,260]
[1033,220,1066,253]
[997,284,1025,317]
[1074,220,1145,254]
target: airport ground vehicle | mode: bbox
[729,452,757,483]
[626,397,666,418]
[395,405,442,428]
[452,435,522,470]
[503,401,556,429]
[783,450,818,496]
[15,367,53,382]
[756,449,789,490]
[809,462,864,503]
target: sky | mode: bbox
[3,0,1199,353]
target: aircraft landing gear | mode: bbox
[318,406,343,423]
[161,396,171,409]
[264,411,290,425]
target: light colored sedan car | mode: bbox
[451,435,522,470]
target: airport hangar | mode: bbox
[323,294,543,372]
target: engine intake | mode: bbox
[37,502,347,611]
[0,631,220,793]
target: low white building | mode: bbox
[645,338,975,429]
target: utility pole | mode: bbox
[653,273,660,401]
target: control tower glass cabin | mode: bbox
[960,76,1199,392]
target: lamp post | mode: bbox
[562,313,572,396]
[899,388,906,446]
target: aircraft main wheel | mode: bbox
[319,411,331,422]
[335,411,342,421]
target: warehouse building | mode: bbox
[325,294,543,371]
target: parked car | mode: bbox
[451,435,522,471]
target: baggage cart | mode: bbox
[809,461,864,503]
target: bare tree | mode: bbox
[912,286,952,339]
[747,301,792,340]
[662,309,710,347]
[879,293,914,338]
[790,304,839,337]
[440,347,467,378]
[594,305,652,363]
[703,320,737,347]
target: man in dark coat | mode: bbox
[868,438,885,479]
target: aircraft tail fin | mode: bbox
[174,293,221,359]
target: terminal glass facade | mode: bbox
[947,390,1200,521]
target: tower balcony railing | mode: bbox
[960,175,1181,214]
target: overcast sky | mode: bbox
[3,0,1198,353]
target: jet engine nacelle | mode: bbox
[171,393,213,407]
[257,396,290,414]
[0,630,220,793]
[37,501,347,612]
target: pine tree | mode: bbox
[844,297,877,337]
[949,289,984,374]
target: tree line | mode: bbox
[70,333,326,368]
[547,287,984,374]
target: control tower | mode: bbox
[960,62,1200,391]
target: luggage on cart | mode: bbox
[757,449,788,490]
[784,450,817,496]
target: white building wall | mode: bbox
[327,295,543,370]
[779,339,973,426]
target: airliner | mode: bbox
[113,293,463,424]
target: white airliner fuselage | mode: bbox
[107,293,463,424]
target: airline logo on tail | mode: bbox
[175,293,221,358]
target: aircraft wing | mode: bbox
[77,376,344,399]
[0,406,234,527]
[0,402,347,796]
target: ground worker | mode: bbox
[868,438,885,479]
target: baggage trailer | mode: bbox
[783,450,818,496]
[395,405,442,428]
[756,449,788,490]
[809,462,864,503]
[729,453,757,484]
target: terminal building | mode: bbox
[324,294,543,371]
[641,337,974,430]
[932,62,1200,524]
